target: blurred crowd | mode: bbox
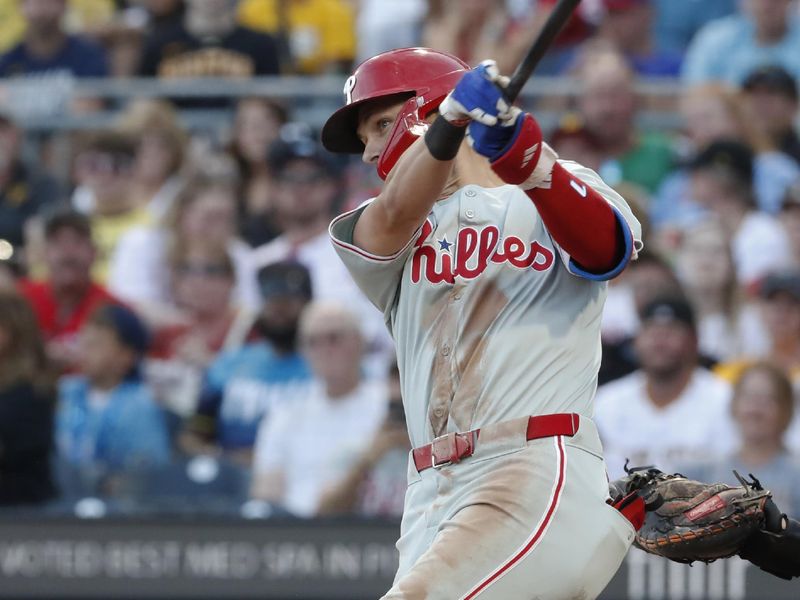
[1,0,800,522]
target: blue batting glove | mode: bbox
[439,60,511,126]
[467,107,524,161]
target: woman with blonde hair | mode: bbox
[117,99,188,222]
[107,160,260,326]
[0,291,57,505]
[681,362,800,518]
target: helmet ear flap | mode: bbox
[377,96,429,180]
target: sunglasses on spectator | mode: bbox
[76,152,134,175]
[177,263,232,278]
[302,330,351,347]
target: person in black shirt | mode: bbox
[138,0,280,79]
[0,291,57,506]
[741,65,800,166]
[0,111,61,259]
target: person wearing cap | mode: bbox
[682,0,800,86]
[715,270,800,385]
[741,65,800,165]
[179,260,313,465]
[688,139,792,288]
[250,301,389,517]
[56,303,170,489]
[251,130,394,378]
[594,296,738,479]
[18,209,121,370]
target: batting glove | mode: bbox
[439,60,511,126]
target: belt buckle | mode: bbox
[430,431,474,469]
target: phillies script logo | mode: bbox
[411,221,555,284]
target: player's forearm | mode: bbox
[354,125,462,256]
[525,163,625,273]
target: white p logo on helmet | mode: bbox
[343,75,357,105]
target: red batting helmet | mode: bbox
[321,47,469,179]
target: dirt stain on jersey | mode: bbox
[449,281,508,430]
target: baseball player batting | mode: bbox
[322,47,640,599]
[321,48,800,598]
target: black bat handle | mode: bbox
[504,0,583,103]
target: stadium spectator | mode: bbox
[674,220,769,362]
[687,140,792,287]
[681,362,800,518]
[0,0,108,78]
[146,243,250,418]
[0,291,57,506]
[116,99,188,223]
[595,296,738,478]
[138,0,280,78]
[71,129,148,283]
[108,166,260,323]
[781,181,800,266]
[682,0,800,85]
[354,0,426,64]
[600,251,682,384]
[56,303,170,490]
[228,97,287,247]
[250,301,387,517]
[18,210,119,370]
[178,261,313,465]
[653,83,800,225]
[591,0,683,77]
[740,65,800,166]
[237,0,356,74]
[574,50,674,194]
[0,109,61,258]
[652,0,738,54]
[317,360,408,518]
[251,132,393,377]
[716,271,800,383]
[422,0,514,72]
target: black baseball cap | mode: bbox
[257,261,313,300]
[742,65,798,101]
[43,209,92,240]
[640,297,696,331]
[687,140,754,187]
[267,125,338,179]
[759,272,800,302]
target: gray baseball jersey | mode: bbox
[329,159,642,449]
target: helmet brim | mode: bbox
[321,100,367,154]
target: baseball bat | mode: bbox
[503,0,583,103]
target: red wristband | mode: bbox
[489,114,543,185]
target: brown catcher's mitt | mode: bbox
[609,466,773,564]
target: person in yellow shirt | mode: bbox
[237,0,355,73]
[715,272,800,384]
[72,130,150,283]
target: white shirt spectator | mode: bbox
[252,379,388,517]
[251,231,394,376]
[594,368,738,478]
[108,226,261,311]
[733,212,792,286]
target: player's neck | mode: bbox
[645,366,693,409]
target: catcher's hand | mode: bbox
[609,466,774,564]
